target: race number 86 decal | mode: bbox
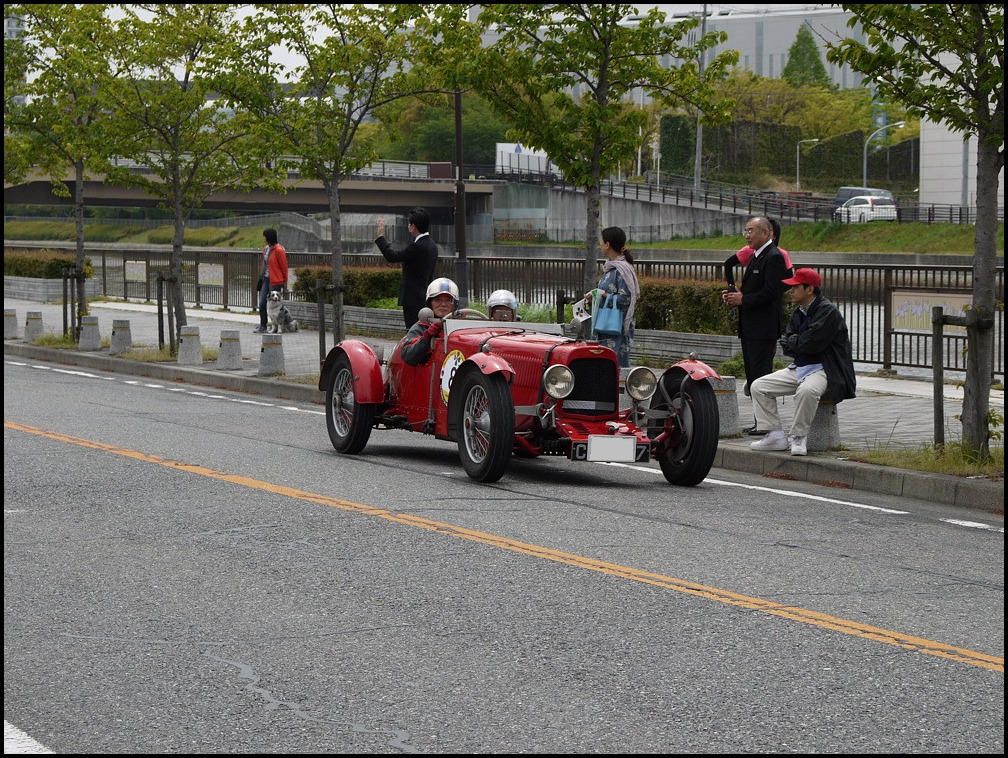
[440,350,465,405]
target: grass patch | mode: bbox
[31,332,77,348]
[669,221,1002,256]
[847,440,1004,481]
[843,418,1004,480]
[122,346,177,362]
[288,374,321,386]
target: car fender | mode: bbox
[462,351,515,382]
[669,356,721,382]
[655,357,721,400]
[318,340,384,402]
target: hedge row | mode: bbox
[291,265,401,307]
[4,249,94,279]
[294,266,742,335]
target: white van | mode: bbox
[834,186,895,208]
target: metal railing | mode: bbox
[12,241,1000,378]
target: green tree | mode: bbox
[791,87,873,144]
[3,8,33,187]
[461,4,738,294]
[378,93,514,167]
[4,4,118,333]
[231,3,434,342]
[99,4,279,342]
[827,3,1004,460]
[782,23,833,90]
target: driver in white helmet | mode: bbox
[487,289,519,322]
[401,277,458,365]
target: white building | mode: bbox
[654,4,1002,210]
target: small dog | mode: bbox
[267,290,299,334]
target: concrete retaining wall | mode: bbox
[4,276,100,301]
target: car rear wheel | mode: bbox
[455,371,514,482]
[649,377,719,486]
[325,353,375,454]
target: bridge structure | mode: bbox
[5,159,989,228]
[4,165,501,220]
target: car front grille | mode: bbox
[561,357,618,416]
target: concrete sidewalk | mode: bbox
[4,297,1003,511]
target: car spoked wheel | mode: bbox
[455,371,514,482]
[649,376,718,486]
[325,353,375,454]
[464,390,491,458]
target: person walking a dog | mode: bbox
[255,227,289,334]
[375,207,440,328]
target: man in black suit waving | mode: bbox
[376,207,440,328]
[722,215,789,434]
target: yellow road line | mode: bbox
[7,420,1003,674]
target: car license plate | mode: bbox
[586,435,636,462]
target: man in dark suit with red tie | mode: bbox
[722,215,789,434]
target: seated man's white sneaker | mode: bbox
[750,430,788,451]
[790,435,807,456]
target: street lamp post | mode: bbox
[795,138,819,192]
[863,120,905,188]
[453,89,468,307]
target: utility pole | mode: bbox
[454,89,468,307]
[693,4,707,193]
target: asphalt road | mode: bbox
[4,356,1004,753]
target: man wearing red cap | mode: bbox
[748,268,857,456]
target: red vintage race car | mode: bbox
[318,309,720,485]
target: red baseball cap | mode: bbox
[782,268,821,287]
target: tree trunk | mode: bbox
[583,183,602,296]
[328,183,345,345]
[960,136,1001,459]
[171,211,188,344]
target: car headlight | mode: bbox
[543,364,575,399]
[624,366,657,401]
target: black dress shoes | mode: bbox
[746,425,768,436]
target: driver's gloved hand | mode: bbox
[422,321,443,340]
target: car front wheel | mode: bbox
[325,353,376,454]
[648,377,719,486]
[455,371,514,483]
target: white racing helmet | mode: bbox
[425,277,459,308]
[486,289,519,313]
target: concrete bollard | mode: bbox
[110,319,133,356]
[708,375,740,437]
[4,309,18,339]
[216,329,243,370]
[177,325,203,366]
[259,332,285,376]
[24,311,43,341]
[807,400,841,452]
[78,315,101,351]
